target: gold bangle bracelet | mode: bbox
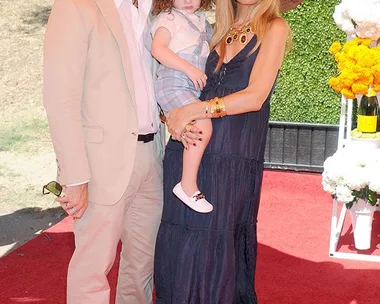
[209,97,227,118]
[205,103,210,118]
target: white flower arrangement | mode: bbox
[333,0,380,40]
[322,146,380,208]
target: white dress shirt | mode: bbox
[115,0,159,135]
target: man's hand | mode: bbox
[56,183,89,219]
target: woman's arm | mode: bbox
[151,28,207,91]
[166,18,289,140]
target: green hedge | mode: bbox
[271,0,345,124]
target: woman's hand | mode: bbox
[166,105,203,145]
[178,121,204,149]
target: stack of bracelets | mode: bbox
[205,97,227,118]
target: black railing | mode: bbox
[264,122,339,172]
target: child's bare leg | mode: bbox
[181,118,212,196]
[172,118,213,212]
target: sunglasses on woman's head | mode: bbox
[42,181,63,197]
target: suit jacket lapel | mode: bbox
[94,0,136,107]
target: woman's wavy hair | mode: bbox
[152,0,213,16]
[211,0,291,72]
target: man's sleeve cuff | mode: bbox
[66,180,90,187]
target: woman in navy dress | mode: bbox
[154,0,290,302]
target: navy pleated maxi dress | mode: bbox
[154,36,277,304]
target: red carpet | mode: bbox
[1,170,380,304]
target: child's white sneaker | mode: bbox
[173,182,213,213]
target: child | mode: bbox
[151,0,213,213]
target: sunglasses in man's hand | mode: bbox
[42,181,63,197]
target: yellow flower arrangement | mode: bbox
[329,37,380,99]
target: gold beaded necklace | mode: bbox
[225,23,253,45]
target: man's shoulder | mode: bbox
[53,0,94,6]
[51,0,101,24]
[52,0,98,13]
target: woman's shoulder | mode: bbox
[268,17,289,37]
[259,17,290,56]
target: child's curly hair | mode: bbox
[152,0,213,16]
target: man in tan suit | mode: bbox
[43,0,163,303]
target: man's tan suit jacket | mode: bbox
[44,0,161,205]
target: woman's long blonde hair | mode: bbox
[210,0,283,71]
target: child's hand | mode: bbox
[186,66,207,91]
